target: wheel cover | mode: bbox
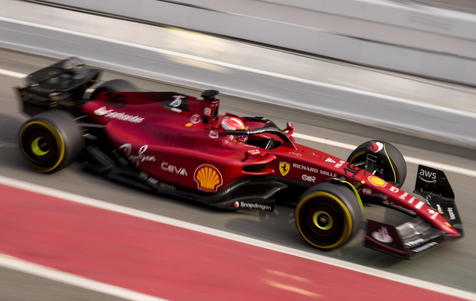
[312,210,333,230]
[296,191,353,249]
[31,137,49,156]
[20,121,65,172]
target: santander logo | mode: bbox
[94,106,144,123]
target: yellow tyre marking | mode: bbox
[31,137,49,156]
[19,120,65,173]
[348,151,365,164]
[334,179,364,210]
[295,191,353,249]
[383,144,397,183]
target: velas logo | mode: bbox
[94,106,144,123]
[194,164,223,191]
[371,226,393,243]
[369,141,384,153]
[279,162,290,176]
[368,175,387,187]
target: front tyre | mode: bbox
[347,140,407,188]
[295,182,363,250]
[18,110,83,173]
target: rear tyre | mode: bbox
[295,182,363,250]
[347,140,406,187]
[89,79,138,100]
[18,110,83,173]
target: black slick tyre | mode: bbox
[295,182,363,250]
[90,79,138,100]
[347,140,407,188]
[18,110,83,173]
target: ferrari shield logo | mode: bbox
[279,162,291,176]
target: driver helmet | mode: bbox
[221,116,245,131]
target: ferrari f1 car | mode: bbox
[16,58,463,258]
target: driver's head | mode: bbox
[221,116,245,131]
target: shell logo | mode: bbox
[194,164,223,192]
[368,175,387,187]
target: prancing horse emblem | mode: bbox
[279,162,290,176]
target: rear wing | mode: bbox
[365,165,463,258]
[16,57,101,116]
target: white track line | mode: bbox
[3,67,476,178]
[0,68,25,78]
[0,175,475,301]
[0,254,168,301]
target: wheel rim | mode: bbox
[20,121,64,172]
[31,137,50,156]
[296,192,352,249]
[312,210,333,230]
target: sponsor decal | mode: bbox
[320,170,337,177]
[288,151,302,157]
[161,162,188,176]
[292,163,318,174]
[190,114,201,124]
[325,157,336,164]
[448,207,456,220]
[279,162,291,176]
[301,174,316,183]
[413,241,438,253]
[203,107,212,116]
[194,164,223,191]
[334,160,345,168]
[119,144,156,166]
[427,209,439,220]
[368,176,387,187]
[237,201,273,211]
[371,226,393,243]
[94,106,144,123]
[370,141,384,153]
[232,201,240,209]
[247,149,261,156]
[139,172,159,185]
[389,186,399,193]
[169,95,185,108]
[418,169,437,184]
[209,130,219,139]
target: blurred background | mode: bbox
[1,0,476,300]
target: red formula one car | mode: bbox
[16,58,463,258]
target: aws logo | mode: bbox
[418,169,437,184]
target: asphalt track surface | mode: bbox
[1,49,476,300]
